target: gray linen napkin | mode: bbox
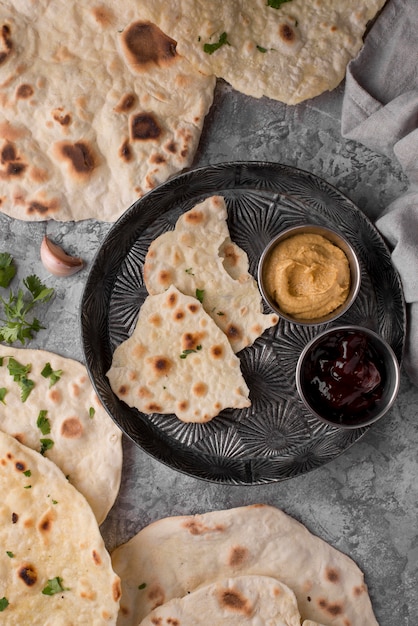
[341,0,418,385]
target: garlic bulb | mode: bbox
[40,236,84,277]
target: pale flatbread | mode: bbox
[138,0,386,104]
[107,285,250,423]
[0,1,215,221]
[0,430,120,625]
[143,196,278,353]
[138,575,303,626]
[0,345,122,524]
[111,504,378,626]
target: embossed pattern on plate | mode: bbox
[81,162,406,484]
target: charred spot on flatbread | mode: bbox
[61,417,84,439]
[18,563,38,587]
[90,5,115,28]
[218,587,252,616]
[54,141,97,178]
[114,93,137,113]
[38,509,56,536]
[148,355,173,377]
[0,23,13,66]
[0,141,27,179]
[51,107,72,127]
[26,199,59,217]
[278,22,297,44]
[121,21,177,72]
[317,598,344,617]
[130,112,162,141]
[16,83,34,99]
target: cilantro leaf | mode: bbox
[0,597,9,612]
[23,275,54,303]
[203,32,230,55]
[37,410,51,435]
[42,577,66,596]
[0,253,16,288]
[266,0,292,7]
[0,387,7,404]
[41,362,63,387]
[180,345,202,359]
[195,288,204,303]
[6,358,35,402]
[40,438,54,455]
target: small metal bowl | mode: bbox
[296,325,400,429]
[258,224,361,325]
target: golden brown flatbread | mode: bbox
[139,0,386,104]
[0,2,215,221]
[0,430,121,625]
[112,504,378,626]
[143,196,278,353]
[0,345,122,524]
[107,285,251,423]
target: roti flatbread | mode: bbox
[138,0,386,104]
[0,429,120,625]
[138,575,303,626]
[0,345,122,524]
[143,195,278,353]
[107,285,250,423]
[111,504,378,626]
[0,1,215,221]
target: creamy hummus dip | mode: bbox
[264,232,350,320]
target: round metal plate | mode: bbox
[81,161,405,484]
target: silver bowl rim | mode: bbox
[257,223,361,326]
[295,324,401,429]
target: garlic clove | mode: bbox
[40,235,84,277]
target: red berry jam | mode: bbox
[301,329,385,424]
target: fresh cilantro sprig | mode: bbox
[0,253,16,288]
[0,274,54,345]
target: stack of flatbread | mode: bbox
[0,345,123,622]
[111,504,379,626]
[0,344,122,524]
[107,195,278,423]
[0,430,121,624]
[0,0,385,222]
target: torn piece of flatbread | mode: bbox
[0,345,122,524]
[107,285,251,423]
[143,195,278,353]
[0,430,121,625]
[138,0,386,104]
[111,504,378,626]
[138,576,303,626]
[0,2,215,221]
